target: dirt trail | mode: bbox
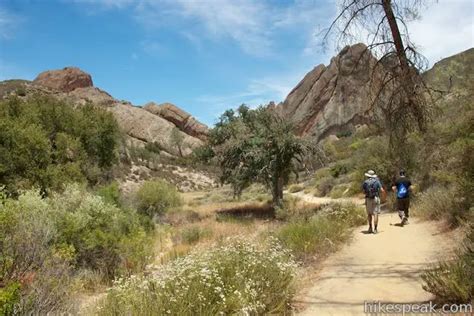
[294,193,457,315]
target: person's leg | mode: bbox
[373,212,379,233]
[397,199,405,223]
[366,198,375,232]
[374,197,380,233]
[404,198,410,222]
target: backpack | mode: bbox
[364,178,379,198]
[397,183,408,199]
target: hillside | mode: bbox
[0,67,208,157]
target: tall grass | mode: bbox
[413,186,472,227]
[98,238,297,315]
[276,203,366,261]
[422,225,473,304]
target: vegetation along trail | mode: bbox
[294,193,458,315]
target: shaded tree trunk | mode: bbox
[272,176,284,206]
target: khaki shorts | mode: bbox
[366,197,380,215]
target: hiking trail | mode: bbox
[293,192,458,316]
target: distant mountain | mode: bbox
[0,67,208,157]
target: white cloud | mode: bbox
[73,0,334,57]
[0,7,22,39]
[71,0,135,10]
[409,0,474,65]
[137,0,273,56]
[195,69,311,124]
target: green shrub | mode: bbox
[144,141,162,154]
[96,181,121,207]
[413,186,471,227]
[136,180,183,217]
[330,163,349,178]
[49,185,153,278]
[98,238,297,315]
[0,191,75,314]
[0,95,120,195]
[180,226,212,244]
[329,184,349,199]
[422,226,473,304]
[316,176,336,197]
[0,282,20,316]
[288,183,304,193]
[192,145,215,164]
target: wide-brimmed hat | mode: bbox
[365,170,377,178]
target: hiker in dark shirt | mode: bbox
[392,169,412,226]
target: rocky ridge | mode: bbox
[1,67,208,157]
[279,43,377,141]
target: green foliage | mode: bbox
[0,95,120,195]
[329,184,349,199]
[192,145,215,164]
[179,226,212,245]
[422,226,474,304]
[96,181,121,207]
[98,239,297,315]
[209,105,306,204]
[288,183,304,193]
[276,203,365,261]
[136,180,183,217]
[0,282,20,316]
[0,185,153,282]
[144,141,162,154]
[169,127,185,157]
[330,163,349,178]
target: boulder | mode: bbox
[280,43,378,141]
[144,102,208,140]
[33,67,93,92]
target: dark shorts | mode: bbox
[397,198,410,211]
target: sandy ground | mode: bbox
[295,209,458,316]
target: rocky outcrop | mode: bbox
[67,87,116,106]
[112,103,203,156]
[27,67,207,156]
[280,43,378,141]
[33,67,93,92]
[144,102,208,141]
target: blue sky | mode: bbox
[1,0,473,126]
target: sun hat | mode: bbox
[365,170,377,178]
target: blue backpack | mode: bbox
[397,183,408,199]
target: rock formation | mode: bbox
[144,102,209,141]
[280,43,378,141]
[24,67,207,156]
[33,67,93,92]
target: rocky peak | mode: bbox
[281,43,377,140]
[33,67,93,92]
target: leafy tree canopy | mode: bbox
[208,105,306,205]
[0,95,120,195]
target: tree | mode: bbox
[322,0,432,166]
[0,95,120,194]
[209,105,306,206]
[169,127,185,157]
